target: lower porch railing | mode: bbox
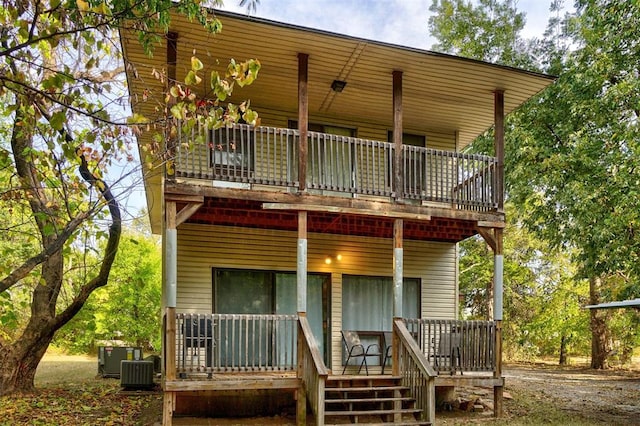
[298,314,328,425]
[393,318,436,424]
[175,313,298,375]
[404,318,497,374]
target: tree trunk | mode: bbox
[558,334,568,365]
[1,93,121,396]
[486,274,494,320]
[589,276,610,369]
[0,333,54,395]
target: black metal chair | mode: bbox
[341,330,381,375]
[434,331,461,374]
[381,331,393,374]
[183,317,215,369]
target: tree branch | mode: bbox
[32,102,122,332]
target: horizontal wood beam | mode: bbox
[477,220,506,229]
[165,192,205,203]
[165,182,505,224]
[435,376,504,388]
[165,378,300,391]
[263,203,431,221]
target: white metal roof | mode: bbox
[584,298,640,309]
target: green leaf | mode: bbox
[170,103,184,120]
[191,56,203,71]
[49,111,66,131]
[184,70,201,86]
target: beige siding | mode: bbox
[256,106,457,151]
[176,223,457,370]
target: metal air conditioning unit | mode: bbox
[98,346,142,378]
[120,360,155,389]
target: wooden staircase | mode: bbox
[324,375,432,425]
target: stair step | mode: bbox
[327,374,403,381]
[324,375,428,424]
[325,423,431,426]
[326,385,408,392]
[325,408,422,417]
[326,396,414,404]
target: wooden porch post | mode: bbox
[494,90,505,212]
[164,200,177,426]
[298,53,309,191]
[297,211,308,313]
[393,218,403,423]
[493,89,505,417]
[165,32,178,182]
[296,211,308,425]
[392,70,403,199]
[393,219,404,317]
[493,228,504,417]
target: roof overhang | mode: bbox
[584,298,640,310]
[121,9,556,234]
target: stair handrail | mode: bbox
[393,318,436,424]
[297,314,328,425]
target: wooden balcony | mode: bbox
[163,314,501,423]
[173,123,499,212]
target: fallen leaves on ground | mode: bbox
[0,380,162,426]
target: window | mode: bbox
[213,268,330,362]
[388,132,426,148]
[342,275,420,366]
[289,121,356,137]
[388,131,427,196]
[289,121,356,191]
[209,125,254,177]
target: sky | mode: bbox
[219,0,566,51]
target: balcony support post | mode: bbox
[494,90,505,212]
[392,70,403,199]
[393,219,403,317]
[163,200,178,426]
[297,211,308,313]
[165,32,178,182]
[298,53,309,191]
[493,227,504,417]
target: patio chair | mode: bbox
[341,330,382,375]
[183,317,215,369]
[381,331,393,374]
[435,331,462,374]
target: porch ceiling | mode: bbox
[126,9,555,145]
[121,9,555,234]
[183,198,477,243]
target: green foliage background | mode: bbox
[53,231,161,353]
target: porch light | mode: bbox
[325,254,343,265]
[331,79,347,92]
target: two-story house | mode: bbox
[121,9,554,425]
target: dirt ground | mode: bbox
[435,362,640,425]
[172,363,640,425]
[4,354,637,425]
[503,364,640,424]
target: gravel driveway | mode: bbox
[503,364,640,424]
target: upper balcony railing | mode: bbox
[174,123,499,211]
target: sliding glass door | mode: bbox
[342,275,420,365]
[214,269,329,366]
